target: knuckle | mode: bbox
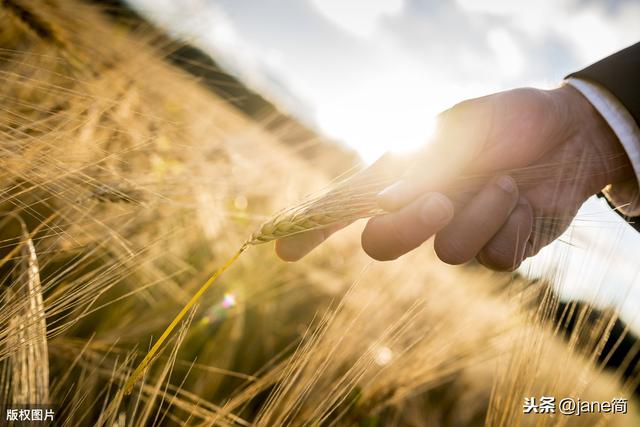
[361,219,401,261]
[437,98,481,128]
[515,197,534,219]
[391,207,437,250]
[510,203,534,238]
[449,98,480,115]
[477,244,514,271]
[362,243,399,261]
[434,236,474,265]
[391,218,418,248]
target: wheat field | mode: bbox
[0,1,638,425]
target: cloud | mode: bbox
[129,0,640,161]
[455,0,640,64]
[309,0,404,38]
[486,27,525,78]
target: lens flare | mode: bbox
[221,292,237,309]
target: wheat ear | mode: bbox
[247,154,403,245]
[6,217,50,405]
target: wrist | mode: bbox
[555,84,634,190]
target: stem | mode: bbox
[122,244,247,395]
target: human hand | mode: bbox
[276,85,633,270]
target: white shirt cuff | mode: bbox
[567,77,640,216]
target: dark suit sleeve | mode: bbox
[568,42,640,232]
[568,42,640,127]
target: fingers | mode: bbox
[434,176,519,265]
[377,96,494,212]
[275,221,350,262]
[282,174,537,272]
[525,214,573,258]
[275,95,497,263]
[476,198,533,271]
[361,192,454,261]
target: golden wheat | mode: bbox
[5,217,49,405]
[247,155,403,244]
[122,153,410,394]
[2,1,639,426]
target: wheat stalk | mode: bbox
[122,246,246,396]
[246,149,630,246]
[122,156,404,395]
[5,217,50,405]
[247,154,403,245]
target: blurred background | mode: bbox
[127,0,640,331]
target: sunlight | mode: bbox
[317,101,437,163]
[312,61,450,163]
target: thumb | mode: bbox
[377,96,494,212]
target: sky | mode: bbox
[128,0,640,330]
[130,0,640,161]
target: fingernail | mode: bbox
[496,175,516,193]
[420,193,453,225]
[377,180,405,210]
